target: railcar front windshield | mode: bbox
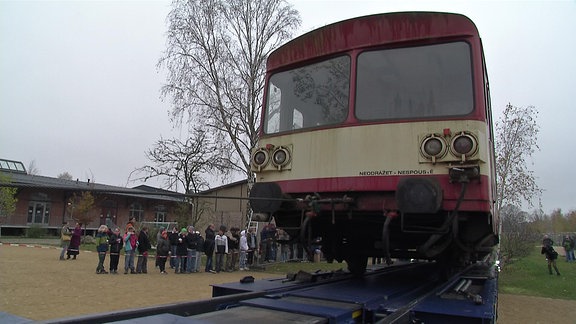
[263,41,473,134]
[264,56,350,134]
[356,42,473,120]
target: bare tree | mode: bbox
[159,0,301,178]
[131,128,229,225]
[27,160,40,175]
[499,204,535,263]
[132,128,226,194]
[495,103,542,212]
[57,172,73,180]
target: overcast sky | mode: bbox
[1,0,574,214]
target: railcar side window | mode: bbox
[356,42,473,120]
[264,56,350,134]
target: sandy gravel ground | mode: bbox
[0,243,574,323]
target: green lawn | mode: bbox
[498,246,576,300]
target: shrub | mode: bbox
[82,235,95,244]
[26,225,47,238]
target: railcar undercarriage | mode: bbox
[255,191,497,276]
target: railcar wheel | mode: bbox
[346,255,368,276]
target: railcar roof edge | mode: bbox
[266,11,479,70]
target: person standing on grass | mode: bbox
[95,225,109,274]
[168,226,179,269]
[156,229,170,274]
[175,228,188,274]
[123,226,138,274]
[108,227,123,274]
[204,224,216,273]
[185,225,197,274]
[214,225,229,273]
[136,226,151,274]
[67,222,82,260]
[194,231,204,272]
[541,235,561,276]
[239,230,249,271]
[561,235,575,262]
[247,227,258,267]
[226,227,239,272]
[59,221,72,260]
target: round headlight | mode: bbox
[451,132,477,157]
[251,149,269,167]
[421,135,447,159]
[273,150,286,165]
[423,138,443,156]
[254,151,267,165]
[272,147,290,167]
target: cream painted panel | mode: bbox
[256,120,491,182]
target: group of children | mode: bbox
[89,222,255,275]
[94,223,152,274]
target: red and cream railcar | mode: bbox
[249,12,498,274]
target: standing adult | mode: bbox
[541,235,561,276]
[214,225,228,273]
[175,228,188,274]
[561,235,575,262]
[168,226,179,269]
[66,223,82,260]
[185,226,197,274]
[239,230,249,271]
[247,227,258,266]
[226,227,240,271]
[204,224,216,273]
[194,231,204,272]
[277,228,290,262]
[59,221,72,260]
[136,226,151,274]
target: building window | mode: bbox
[101,199,118,225]
[154,205,167,223]
[27,202,50,224]
[27,192,50,225]
[129,202,143,222]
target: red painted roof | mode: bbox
[267,12,478,70]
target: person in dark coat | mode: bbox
[168,226,179,269]
[247,227,258,266]
[108,227,123,274]
[136,226,151,274]
[156,230,171,274]
[175,228,188,274]
[204,224,216,273]
[185,226,197,273]
[541,235,560,276]
[67,223,82,259]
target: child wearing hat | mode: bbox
[156,230,170,274]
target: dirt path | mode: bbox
[0,244,574,322]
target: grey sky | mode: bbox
[1,1,575,214]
